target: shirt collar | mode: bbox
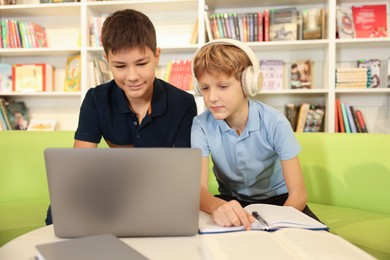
[216,100,260,133]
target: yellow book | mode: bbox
[64,54,81,92]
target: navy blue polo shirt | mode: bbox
[74,78,197,147]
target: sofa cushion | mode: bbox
[309,203,390,259]
[0,200,49,246]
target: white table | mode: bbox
[0,225,204,260]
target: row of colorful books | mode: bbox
[285,103,325,132]
[205,7,326,42]
[164,60,193,91]
[0,63,54,92]
[0,55,80,93]
[89,16,107,47]
[335,99,368,133]
[336,4,387,39]
[0,19,48,48]
[88,55,113,87]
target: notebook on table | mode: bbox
[36,234,148,260]
[44,147,201,238]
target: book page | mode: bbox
[201,231,300,260]
[244,204,328,230]
[274,229,376,260]
[198,211,246,233]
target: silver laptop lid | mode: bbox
[44,148,201,238]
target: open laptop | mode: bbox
[44,148,201,238]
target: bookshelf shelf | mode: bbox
[1,0,389,133]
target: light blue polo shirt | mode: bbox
[191,100,301,202]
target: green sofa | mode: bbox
[1,132,389,259]
[208,133,390,260]
[0,131,107,247]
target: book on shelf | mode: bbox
[336,6,356,39]
[357,59,381,88]
[355,109,368,133]
[352,4,387,38]
[269,7,297,41]
[164,59,192,91]
[334,99,339,132]
[302,7,325,40]
[345,103,357,133]
[91,55,112,87]
[303,105,325,132]
[388,57,390,88]
[336,67,371,89]
[64,54,81,92]
[0,98,11,130]
[349,105,362,133]
[3,100,30,130]
[285,103,298,130]
[27,119,56,131]
[263,9,269,41]
[198,204,328,234]
[259,60,285,90]
[335,99,345,133]
[190,18,198,44]
[0,63,12,92]
[290,59,313,89]
[35,234,148,260]
[340,102,351,133]
[89,15,107,47]
[202,228,375,260]
[295,103,310,132]
[12,64,54,92]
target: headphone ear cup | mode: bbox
[241,66,263,97]
[193,78,202,96]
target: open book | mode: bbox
[201,228,375,260]
[199,204,328,234]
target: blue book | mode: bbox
[340,102,351,133]
[345,103,357,133]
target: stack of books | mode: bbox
[335,67,371,89]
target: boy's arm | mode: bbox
[199,157,254,230]
[73,140,98,148]
[281,156,307,211]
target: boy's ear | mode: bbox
[154,48,161,67]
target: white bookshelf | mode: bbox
[0,0,389,133]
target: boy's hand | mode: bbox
[211,200,255,230]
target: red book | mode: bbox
[355,110,368,133]
[12,64,54,92]
[264,9,269,41]
[335,99,339,133]
[352,4,387,38]
[336,99,345,133]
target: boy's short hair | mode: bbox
[101,9,157,55]
[193,44,251,81]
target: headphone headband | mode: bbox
[191,38,262,97]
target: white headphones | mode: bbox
[191,38,263,97]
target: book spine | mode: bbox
[264,9,269,41]
[355,110,368,133]
[349,106,362,133]
[340,102,351,133]
[336,99,345,133]
[345,103,357,133]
